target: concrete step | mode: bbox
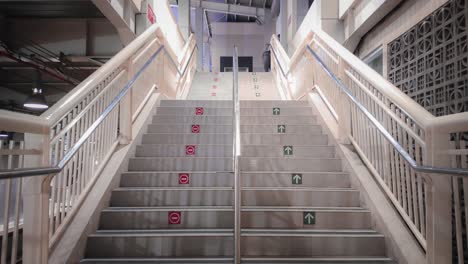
[140,134,327,146]
[159,100,308,108]
[241,257,394,263]
[85,230,234,258]
[128,157,232,171]
[241,172,350,188]
[99,206,234,229]
[119,172,349,188]
[240,158,342,172]
[242,145,333,157]
[240,100,309,108]
[147,124,322,134]
[135,145,334,158]
[152,115,317,125]
[242,134,328,145]
[242,188,359,207]
[98,206,370,230]
[156,107,314,116]
[241,230,386,257]
[110,187,233,207]
[241,207,371,229]
[141,134,232,145]
[81,258,233,263]
[120,172,233,187]
[81,257,394,263]
[160,100,232,108]
[136,144,232,157]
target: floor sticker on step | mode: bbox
[292,173,302,184]
[195,107,204,115]
[186,145,196,155]
[283,146,293,155]
[179,173,190,184]
[277,125,286,133]
[168,211,181,225]
[303,212,316,225]
[273,107,281,115]
[191,125,200,133]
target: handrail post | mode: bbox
[424,126,452,264]
[22,133,50,264]
[336,57,351,144]
[119,60,134,144]
[233,46,241,264]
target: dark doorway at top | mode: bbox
[220,56,253,72]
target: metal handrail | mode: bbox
[232,46,241,264]
[306,44,468,177]
[165,44,197,76]
[0,45,166,180]
[270,45,288,78]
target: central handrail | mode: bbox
[306,44,468,177]
[232,46,241,264]
[0,45,165,180]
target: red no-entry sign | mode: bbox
[191,125,200,133]
[195,107,204,115]
[168,211,181,225]
[179,173,190,184]
[186,145,196,155]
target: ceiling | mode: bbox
[0,0,110,113]
[206,0,273,22]
[0,0,104,18]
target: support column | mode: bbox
[279,0,288,52]
[195,7,204,71]
[178,0,191,40]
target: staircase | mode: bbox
[81,99,394,263]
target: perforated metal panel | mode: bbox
[388,0,468,116]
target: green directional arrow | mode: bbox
[283,146,293,155]
[277,125,286,133]
[273,107,280,115]
[303,212,316,225]
[292,173,302,184]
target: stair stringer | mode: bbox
[306,91,426,264]
[48,93,167,264]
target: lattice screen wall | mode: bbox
[388,0,468,116]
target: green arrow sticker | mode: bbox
[273,107,281,115]
[283,146,293,155]
[292,173,302,184]
[303,212,316,225]
[277,125,286,133]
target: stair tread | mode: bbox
[102,206,368,212]
[92,229,234,236]
[115,187,233,191]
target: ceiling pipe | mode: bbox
[271,0,280,19]
[0,51,79,85]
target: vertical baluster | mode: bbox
[396,110,407,210]
[10,141,23,264]
[1,141,14,264]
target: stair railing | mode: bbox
[0,24,197,264]
[232,46,242,264]
[270,29,468,264]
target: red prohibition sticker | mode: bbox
[168,211,181,225]
[195,107,204,115]
[186,145,196,155]
[179,173,190,184]
[191,125,200,133]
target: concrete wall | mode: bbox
[210,22,273,72]
[290,0,343,54]
[355,0,449,76]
